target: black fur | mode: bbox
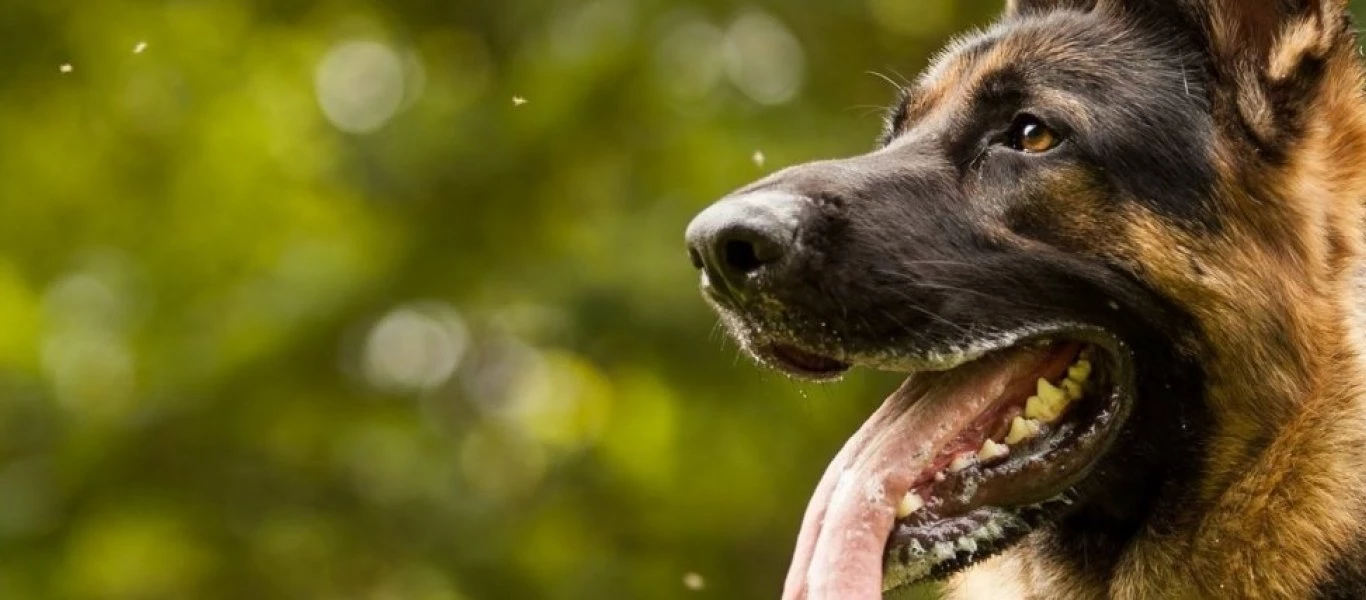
[694,4,1226,586]
[717,8,1220,360]
[689,0,1365,594]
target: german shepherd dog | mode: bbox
[685,0,1366,597]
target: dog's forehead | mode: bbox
[883,8,1218,229]
[901,11,1194,127]
[956,18,1163,85]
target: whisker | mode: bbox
[888,292,969,333]
[887,68,914,87]
[846,105,896,121]
[846,103,894,112]
[866,69,907,92]
[886,260,981,270]
[708,319,726,344]
[871,269,1060,313]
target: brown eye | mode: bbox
[1008,115,1061,153]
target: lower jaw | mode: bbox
[880,340,1130,590]
[885,507,1029,589]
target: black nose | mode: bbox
[685,191,806,298]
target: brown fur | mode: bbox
[686,0,1366,595]
[944,0,1366,597]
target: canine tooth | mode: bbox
[977,439,1009,462]
[1068,360,1092,382]
[948,454,975,473]
[897,492,925,518]
[934,472,947,482]
[957,537,978,553]
[1062,379,1084,400]
[1006,416,1044,444]
[1037,378,1067,405]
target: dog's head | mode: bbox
[685,0,1365,596]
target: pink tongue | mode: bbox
[781,349,1048,600]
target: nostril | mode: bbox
[685,190,805,294]
[723,232,784,275]
[725,239,764,274]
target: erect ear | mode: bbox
[1004,0,1098,16]
[1196,0,1354,145]
[1201,0,1349,79]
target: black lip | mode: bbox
[759,342,851,379]
[700,287,853,380]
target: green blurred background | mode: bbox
[4,1,1366,599]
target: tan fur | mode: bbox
[1270,17,1331,82]
[944,1,1366,597]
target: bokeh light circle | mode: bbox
[723,11,805,105]
[362,302,469,393]
[315,40,407,134]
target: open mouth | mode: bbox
[777,332,1133,596]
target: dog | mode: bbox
[684,0,1366,597]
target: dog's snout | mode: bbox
[685,191,807,298]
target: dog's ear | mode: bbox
[1005,0,1098,15]
[1195,0,1353,146]
[1200,0,1348,79]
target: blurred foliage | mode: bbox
[3,1,1366,599]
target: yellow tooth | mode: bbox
[977,439,1009,462]
[1024,395,1047,420]
[1005,416,1043,444]
[897,492,925,518]
[1025,394,1063,423]
[1062,379,1083,401]
[1037,378,1067,405]
[1068,360,1092,382]
[947,454,974,473]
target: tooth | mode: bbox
[933,542,956,561]
[948,454,975,473]
[1037,378,1067,405]
[1068,360,1092,382]
[1025,395,1063,422]
[1027,378,1071,423]
[957,537,978,553]
[1062,379,1084,400]
[1006,416,1044,444]
[977,439,1009,462]
[897,492,925,518]
[934,472,947,482]
[984,522,1003,538]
